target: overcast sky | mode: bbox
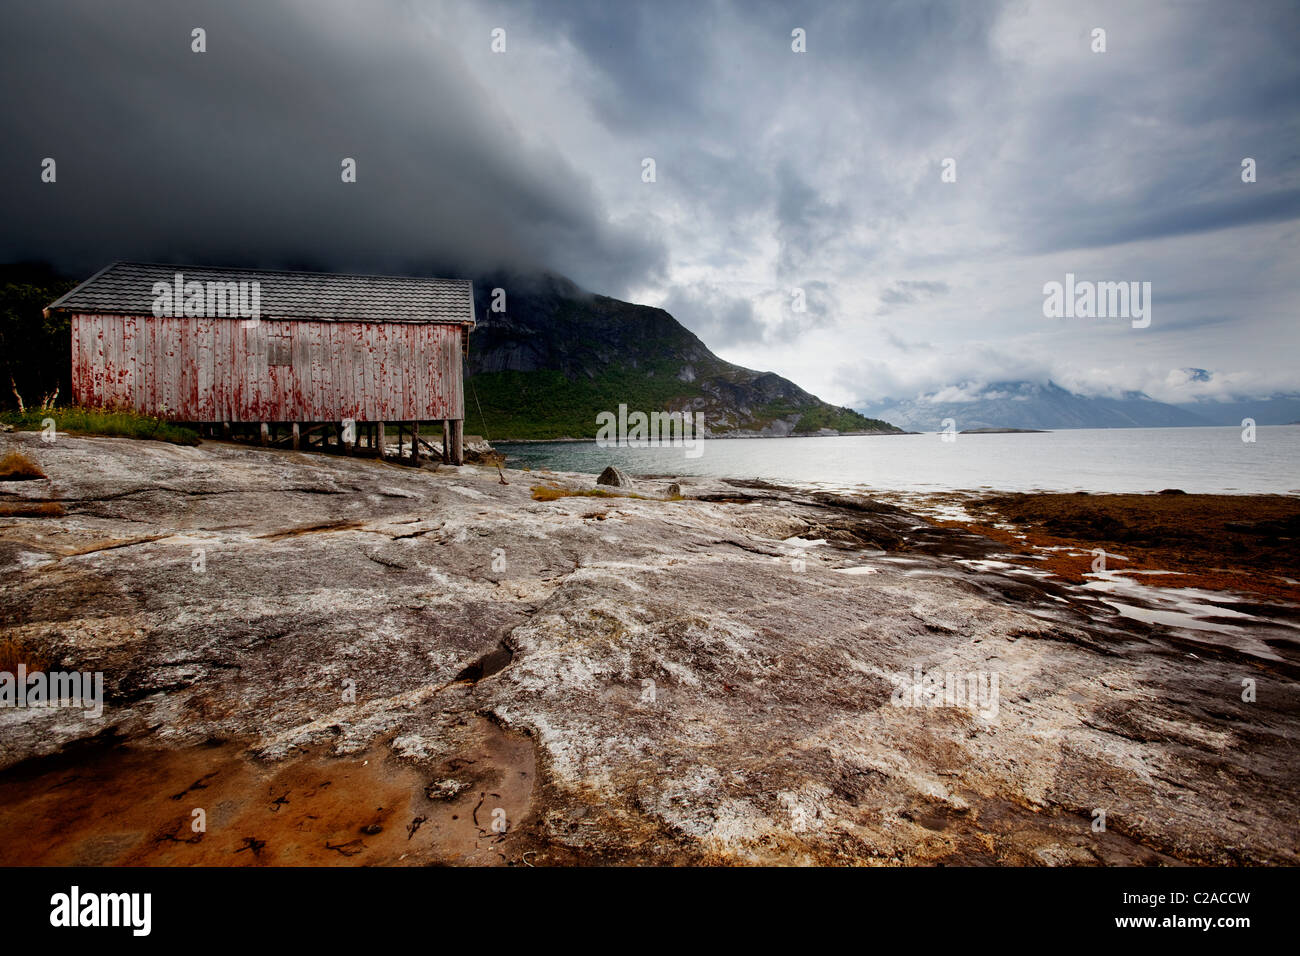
[2,0,1297,407]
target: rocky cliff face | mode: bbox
[466,273,898,439]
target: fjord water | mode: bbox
[498,425,1300,495]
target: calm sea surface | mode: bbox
[496,426,1300,495]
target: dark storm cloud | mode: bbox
[0,0,666,291]
[533,0,720,134]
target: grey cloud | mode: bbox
[1037,188,1300,254]
[770,279,838,342]
[658,282,763,348]
[539,0,720,133]
[879,279,950,311]
[774,164,853,279]
[989,5,1300,258]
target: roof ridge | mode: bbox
[46,261,476,326]
[107,260,471,284]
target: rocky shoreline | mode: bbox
[0,432,1296,865]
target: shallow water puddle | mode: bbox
[1081,572,1299,661]
[781,536,827,548]
[956,557,1055,578]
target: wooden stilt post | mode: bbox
[292,423,300,450]
[222,421,232,440]
[442,420,451,463]
[376,422,386,459]
[411,422,420,465]
[260,422,269,446]
[451,419,464,466]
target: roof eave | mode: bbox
[43,260,122,318]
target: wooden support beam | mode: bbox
[222,421,231,440]
[260,422,269,447]
[451,419,464,466]
[376,422,386,459]
[442,420,451,463]
[292,423,300,450]
[411,422,420,464]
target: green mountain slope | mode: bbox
[465,273,898,440]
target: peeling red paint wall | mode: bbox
[70,313,465,422]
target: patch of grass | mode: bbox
[0,450,45,480]
[0,406,199,445]
[531,485,626,501]
[530,484,682,503]
[0,637,49,674]
[0,501,64,517]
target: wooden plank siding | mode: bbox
[69,313,465,423]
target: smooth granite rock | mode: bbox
[0,431,1294,865]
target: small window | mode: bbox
[267,332,291,367]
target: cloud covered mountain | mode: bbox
[856,381,1215,432]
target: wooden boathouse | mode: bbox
[46,261,474,464]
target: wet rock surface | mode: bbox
[0,432,1296,865]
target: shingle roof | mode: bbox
[46,261,475,325]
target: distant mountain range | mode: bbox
[465,272,899,440]
[857,381,1300,432]
[1169,396,1300,427]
